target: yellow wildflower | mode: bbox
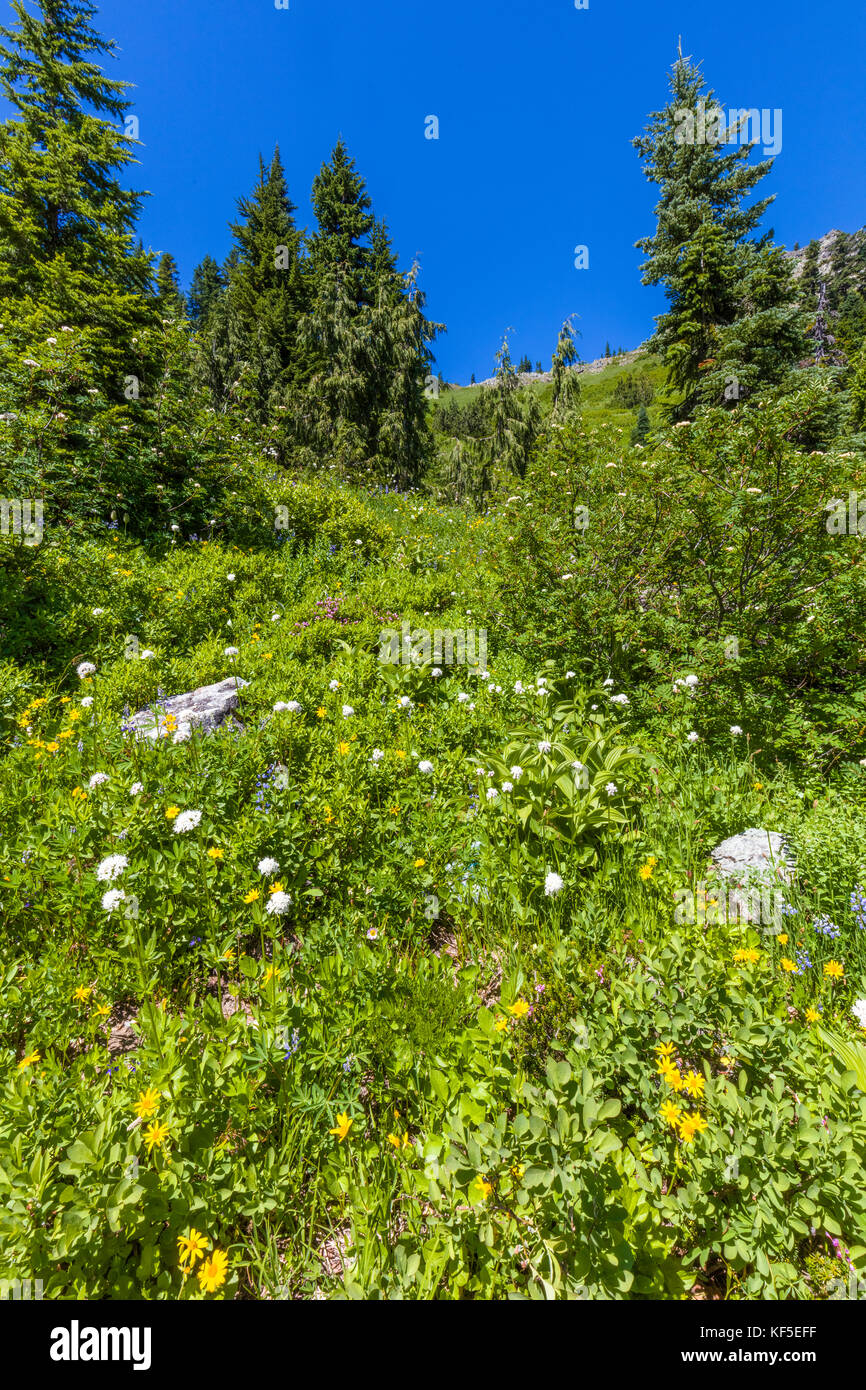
[178,1228,208,1269]
[824,960,844,979]
[144,1120,169,1153]
[329,1112,353,1143]
[660,1099,682,1129]
[134,1087,160,1120]
[197,1249,229,1294]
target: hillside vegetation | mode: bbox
[2,3,866,1301]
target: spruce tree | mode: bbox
[550,317,582,419]
[188,255,225,328]
[221,146,307,425]
[0,0,153,385]
[631,403,651,445]
[155,252,186,318]
[634,51,805,416]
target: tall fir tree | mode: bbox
[550,317,582,419]
[155,252,186,318]
[0,0,153,386]
[219,146,308,426]
[633,51,805,416]
[187,254,225,329]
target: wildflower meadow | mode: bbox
[1,0,866,1332]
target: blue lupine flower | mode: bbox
[814,916,840,938]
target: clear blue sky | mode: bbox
[49,1,866,380]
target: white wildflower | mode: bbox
[172,810,202,834]
[96,854,128,882]
[266,891,292,916]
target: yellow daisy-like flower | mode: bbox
[414,858,426,869]
[322,806,335,824]
[165,806,180,821]
[679,1112,708,1144]
[45,741,59,753]
[338,741,350,756]
[494,1018,508,1033]
[143,1120,169,1153]
[73,985,92,1003]
[222,948,235,962]
[329,1112,353,1143]
[510,1163,525,1180]
[316,707,326,719]
[94,1003,111,1019]
[263,966,280,985]
[197,1248,229,1294]
[71,786,87,801]
[395,750,406,759]
[780,958,797,973]
[639,856,658,881]
[17,1050,40,1072]
[178,1227,208,1268]
[753,782,763,790]
[134,1087,160,1120]
[207,847,224,860]
[269,880,284,895]
[386,1132,402,1150]
[805,1008,820,1023]
[655,1042,676,1058]
[824,960,844,978]
[683,1070,705,1099]
[662,1066,685,1092]
[243,889,260,904]
[777,934,789,946]
[471,1176,493,1201]
[58,730,73,740]
[733,948,760,965]
[508,999,530,1020]
[660,1099,682,1129]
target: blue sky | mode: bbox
[61,1,866,380]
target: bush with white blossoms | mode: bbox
[258,857,280,876]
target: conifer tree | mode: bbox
[188,255,225,328]
[631,403,651,445]
[634,51,805,417]
[550,317,582,419]
[0,0,153,385]
[220,147,308,425]
[155,252,186,318]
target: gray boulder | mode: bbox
[711,827,793,884]
[126,677,249,743]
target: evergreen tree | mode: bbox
[188,254,225,328]
[517,354,532,374]
[633,51,805,416]
[221,146,308,426]
[604,341,611,357]
[490,333,541,479]
[631,403,651,445]
[550,317,582,418]
[155,252,185,318]
[0,0,153,385]
[306,138,374,309]
[799,239,821,307]
[470,372,476,385]
[535,360,543,373]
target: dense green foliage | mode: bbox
[1,6,866,1302]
